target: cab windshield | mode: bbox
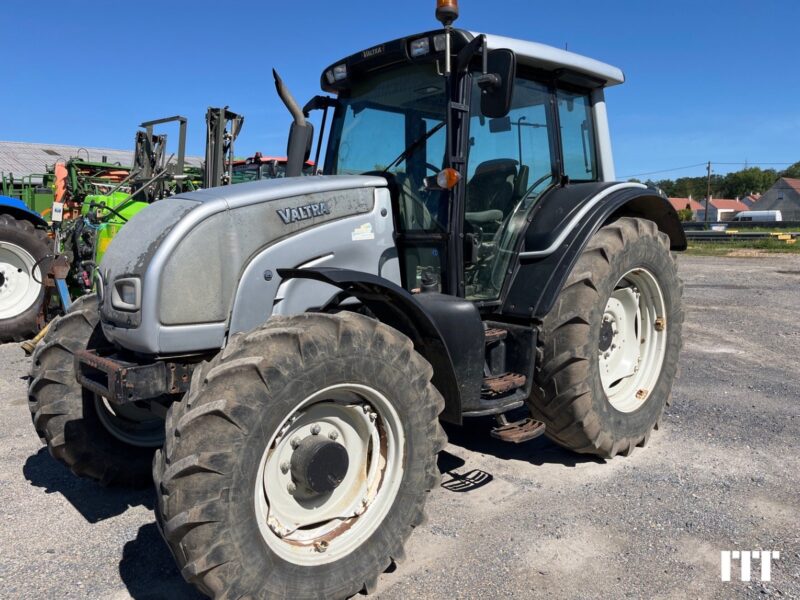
[326,63,448,233]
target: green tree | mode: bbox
[720,167,777,198]
[781,161,800,179]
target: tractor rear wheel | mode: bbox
[528,217,683,458]
[153,312,445,599]
[28,294,163,486]
[0,215,51,342]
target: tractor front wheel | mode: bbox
[153,312,446,599]
[28,294,163,486]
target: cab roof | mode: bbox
[477,32,625,87]
[321,29,625,93]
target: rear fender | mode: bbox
[503,183,686,320]
[0,196,49,229]
[278,267,484,424]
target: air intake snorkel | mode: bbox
[273,69,314,177]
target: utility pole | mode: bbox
[704,161,712,223]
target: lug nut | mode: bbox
[287,481,297,494]
[290,437,300,449]
[328,431,339,441]
[280,461,290,474]
[310,424,321,435]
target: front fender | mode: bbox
[503,182,686,319]
[278,267,484,424]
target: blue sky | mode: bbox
[2,0,798,180]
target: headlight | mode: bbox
[333,64,347,81]
[325,69,336,85]
[409,37,431,58]
[433,34,447,52]
[111,277,141,311]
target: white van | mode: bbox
[731,210,783,222]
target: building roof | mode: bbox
[709,198,750,212]
[782,177,800,193]
[0,141,203,179]
[668,198,704,212]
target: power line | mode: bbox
[621,163,707,178]
[621,160,797,179]
[713,162,796,166]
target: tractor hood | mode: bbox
[97,175,388,354]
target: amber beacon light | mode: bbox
[435,0,459,26]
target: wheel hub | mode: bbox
[290,436,350,495]
[255,385,405,566]
[598,318,615,352]
[598,268,668,413]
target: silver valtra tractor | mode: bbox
[28,2,685,597]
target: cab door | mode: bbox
[463,75,558,301]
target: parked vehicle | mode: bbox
[28,1,686,597]
[731,210,783,222]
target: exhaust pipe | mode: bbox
[273,69,313,177]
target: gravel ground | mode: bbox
[0,254,798,599]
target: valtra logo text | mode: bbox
[277,202,332,224]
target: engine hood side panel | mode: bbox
[99,176,390,355]
[158,186,375,326]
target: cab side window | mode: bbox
[557,90,598,181]
[466,78,553,224]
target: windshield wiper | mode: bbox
[382,121,446,173]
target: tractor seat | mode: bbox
[466,159,518,224]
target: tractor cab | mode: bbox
[313,28,624,303]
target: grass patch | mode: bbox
[720,226,799,233]
[685,238,800,256]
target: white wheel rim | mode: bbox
[0,242,43,319]
[598,268,667,413]
[255,383,405,566]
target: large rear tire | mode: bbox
[528,217,683,458]
[153,312,446,599]
[0,215,50,342]
[28,294,163,487]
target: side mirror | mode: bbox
[479,49,516,119]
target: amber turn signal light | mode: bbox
[436,168,461,190]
